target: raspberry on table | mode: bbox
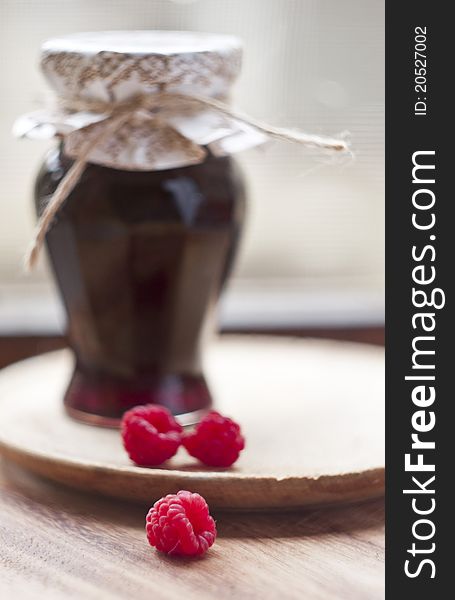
[182,411,245,467]
[121,404,183,466]
[146,490,217,556]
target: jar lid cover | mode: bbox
[41,30,242,101]
[42,30,242,56]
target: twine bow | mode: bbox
[25,92,349,269]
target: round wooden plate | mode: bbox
[0,336,384,509]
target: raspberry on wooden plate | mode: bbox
[183,411,245,467]
[121,404,183,466]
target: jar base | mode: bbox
[64,368,212,428]
[64,404,209,428]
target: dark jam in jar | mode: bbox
[35,148,246,425]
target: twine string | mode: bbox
[26,92,349,269]
[26,112,130,268]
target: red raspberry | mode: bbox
[121,404,183,466]
[146,490,217,556]
[182,411,245,467]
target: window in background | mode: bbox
[0,0,384,332]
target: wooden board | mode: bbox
[0,462,385,600]
[0,336,384,509]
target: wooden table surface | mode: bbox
[0,458,384,599]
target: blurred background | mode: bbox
[0,0,384,361]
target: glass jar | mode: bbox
[24,31,256,426]
[35,147,245,425]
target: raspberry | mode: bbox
[121,404,183,466]
[146,490,217,556]
[182,411,245,467]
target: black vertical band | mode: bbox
[386,3,451,596]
